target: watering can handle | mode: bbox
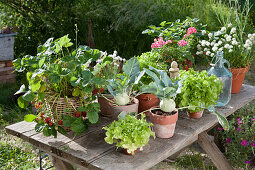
[222,59,231,69]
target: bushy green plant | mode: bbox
[216,110,255,168]
[136,51,167,85]
[177,69,223,113]
[103,112,155,155]
[13,35,104,137]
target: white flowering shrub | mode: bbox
[196,24,255,68]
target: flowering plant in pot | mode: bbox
[177,69,223,119]
[99,57,145,119]
[13,35,103,137]
[196,0,255,93]
[93,51,125,117]
[142,18,207,69]
[103,112,155,155]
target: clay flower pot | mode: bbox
[149,109,178,139]
[136,93,159,116]
[98,94,114,117]
[123,148,138,155]
[109,98,139,120]
[229,66,249,94]
[187,110,204,119]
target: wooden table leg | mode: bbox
[49,155,75,170]
[198,131,233,170]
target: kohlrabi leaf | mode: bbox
[123,57,140,77]
[118,111,127,120]
[213,111,230,131]
[15,84,26,95]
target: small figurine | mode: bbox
[169,61,179,78]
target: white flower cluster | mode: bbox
[97,50,126,66]
[244,33,255,50]
[195,23,254,57]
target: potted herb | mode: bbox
[196,1,255,93]
[99,57,145,119]
[141,67,183,138]
[13,35,103,137]
[177,69,223,119]
[103,112,155,155]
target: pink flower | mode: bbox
[241,140,248,146]
[237,127,243,132]
[226,138,231,143]
[245,161,251,164]
[177,40,188,46]
[251,143,255,147]
[252,119,255,121]
[218,126,223,131]
[237,118,241,122]
[187,27,197,35]
[151,37,172,49]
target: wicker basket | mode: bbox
[46,96,80,130]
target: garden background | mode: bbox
[0,0,255,169]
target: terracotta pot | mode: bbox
[123,148,138,155]
[187,110,204,119]
[5,60,13,67]
[136,93,159,116]
[229,66,249,94]
[97,94,114,117]
[149,109,178,139]
[110,98,139,120]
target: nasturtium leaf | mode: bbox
[35,123,44,132]
[15,84,26,95]
[22,91,35,101]
[87,111,99,124]
[72,88,80,97]
[30,80,41,92]
[17,96,29,108]
[24,114,37,122]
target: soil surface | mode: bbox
[152,109,177,116]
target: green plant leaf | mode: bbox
[63,115,75,127]
[123,57,140,76]
[58,126,67,135]
[70,77,80,87]
[70,118,87,134]
[49,74,61,83]
[92,77,105,85]
[22,91,35,102]
[15,84,26,95]
[118,111,127,120]
[30,80,41,92]
[39,56,46,68]
[213,111,230,131]
[38,92,45,101]
[24,114,37,122]
[43,127,51,137]
[87,111,99,124]
[35,123,44,132]
[51,128,57,138]
[17,96,29,108]
[72,88,80,97]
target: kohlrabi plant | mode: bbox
[103,57,145,106]
[103,112,155,155]
[141,66,183,113]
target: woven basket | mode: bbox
[47,96,79,130]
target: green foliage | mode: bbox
[105,57,144,105]
[177,69,223,112]
[13,35,103,137]
[136,51,167,85]
[141,66,182,100]
[103,113,155,155]
[216,106,255,168]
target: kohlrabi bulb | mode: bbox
[114,93,130,106]
[160,98,176,113]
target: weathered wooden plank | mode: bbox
[49,156,75,170]
[88,133,197,170]
[5,121,36,137]
[198,132,233,170]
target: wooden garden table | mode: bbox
[5,84,255,170]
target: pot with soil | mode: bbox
[229,66,249,94]
[149,109,178,138]
[123,148,138,155]
[136,93,159,116]
[187,109,204,119]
